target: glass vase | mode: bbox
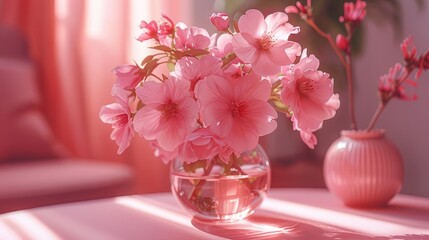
[170,144,271,222]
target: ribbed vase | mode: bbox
[324,130,404,208]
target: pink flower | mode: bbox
[158,14,175,36]
[339,0,367,24]
[137,20,158,42]
[401,35,417,64]
[178,128,226,164]
[378,63,417,102]
[284,0,312,15]
[133,78,199,151]
[99,97,134,154]
[210,12,229,31]
[174,55,223,94]
[112,64,145,90]
[281,52,340,138]
[196,73,277,154]
[175,24,211,51]
[232,9,301,76]
[212,34,234,58]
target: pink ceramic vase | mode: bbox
[324,130,404,208]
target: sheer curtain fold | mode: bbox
[0,0,194,193]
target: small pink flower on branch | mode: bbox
[158,14,175,36]
[336,34,350,54]
[112,64,145,90]
[138,20,158,42]
[378,63,417,104]
[99,97,134,154]
[339,0,367,25]
[401,35,418,69]
[284,0,312,19]
[210,12,229,31]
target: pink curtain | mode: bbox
[0,0,193,193]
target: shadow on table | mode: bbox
[192,213,374,240]
[192,213,429,240]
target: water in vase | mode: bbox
[171,168,269,222]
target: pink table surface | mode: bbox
[0,188,428,240]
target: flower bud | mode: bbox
[336,34,349,53]
[210,12,229,31]
[284,6,299,14]
[113,64,145,90]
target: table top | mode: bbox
[0,188,428,240]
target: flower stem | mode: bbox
[366,103,384,131]
[307,18,357,130]
[345,55,358,130]
[306,19,347,67]
[190,160,215,201]
[366,69,412,130]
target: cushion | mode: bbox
[0,58,65,161]
[0,159,133,199]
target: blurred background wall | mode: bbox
[1,0,428,198]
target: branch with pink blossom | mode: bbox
[285,0,429,131]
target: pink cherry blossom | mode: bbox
[212,34,234,58]
[284,0,312,15]
[178,128,226,164]
[99,97,134,154]
[137,20,158,42]
[112,64,145,90]
[378,63,417,102]
[174,55,222,94]
[195,73,277,154]
[232,9,301,76]
[175,24,211,51]
[339,0,367,24]
[210,12,229,31]
[281,52,340,138]
[158,14,175,36]
[133,78,199,151]
[401,35,417,64]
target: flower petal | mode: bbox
[238,9,266,38]
[133,105,162,140]
[232,33,260,64]
[136,81,167,104]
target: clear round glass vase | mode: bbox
[170,144,271,222]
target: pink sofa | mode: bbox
[0,25,134,213]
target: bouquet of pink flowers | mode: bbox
[99,8,340,163]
